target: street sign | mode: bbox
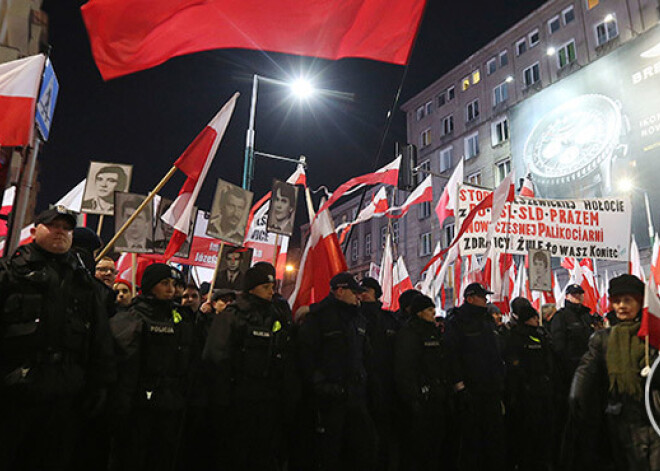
[35,58,59,141]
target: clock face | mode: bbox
[524,94,621,186]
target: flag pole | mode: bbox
[96,166,177,261]
[207,241,225,303]
[272,234,280,265]
[304,187,316,222]
[96,215,104,236]
[646,335,650,371]
[131,253,137,298]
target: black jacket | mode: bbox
[444,301,505,394]
[298,294,369,404]
[504,323,553,401]
[394,316,449,412]
[0,242,116,399]
[551,300,593,384]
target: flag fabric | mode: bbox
[379,234,395,310]
[419,242,442,297]
[337,187,389,243]
[579,258,600,314]
[434,160,464,226]
[0,54,45,146]
[317,157,400,216]
[289,206,347,315]
[639,280,660,350]
[391,256,413,311]
[116,253,155,290]
[163,93,239,259]
[629,236,646,282]
[387,175,432,218]
[519,174,535,197]
[553,272,565,308]
[81,0,427,80]
[651,234,660,290]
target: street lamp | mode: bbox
[617,177,655,245]
[546,47,556,56]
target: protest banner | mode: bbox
[456,184,632,261]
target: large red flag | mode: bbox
[289,206,347,315]
[162,93,239,259]
[434,160,463,226]
[82,0,427,80]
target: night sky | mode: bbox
[39,0,547,242]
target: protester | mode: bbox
[298,272,377,470]
[570,274,660,470]
[182,282,202,313]
[505,297,554,471]
[444,282,506,471]
[0,207,116,470]
[108,263,194,471]
[394,288,421,325]
[113,279,133,311]
[394,294,450,471]
[360,276,400,470]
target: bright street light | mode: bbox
[604,13,615,23]
[285,264,296,273]
[547,47,556,56]
[505,75,514,83]
[617,177,634,193]
[290,78,315,99]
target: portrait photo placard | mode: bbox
[528,249,552,292]
[82,161,133,215]
[114,192,153,253]
[213,246,254,291]
[266,179,298,237]
[207,179,253,246]
[153,197,197,258]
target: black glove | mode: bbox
[82,388,108,418]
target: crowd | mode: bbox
[1,206,659,471]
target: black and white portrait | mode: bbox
[266,179,298,236]
[529,249,551,291]
[153,197,197,258]
[82,161,132,215]
[207,179,253,246]
[114,192,153,253]
[214,246,253,291]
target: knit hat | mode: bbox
[360,277,383,299]
[114,278,133,292]
[72,227,103,252]
[511,297,538,323]
[244,266,275,291]
[141,263,176,294]
[608,274,644,297]
[410,294,435,316]
[398,289,420,312]
[253,261,276,278]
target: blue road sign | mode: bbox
[35,58,59,141]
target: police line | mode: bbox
[457,184,632,261]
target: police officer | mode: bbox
[203,265,294,470]
[360,277,400,470]
[444,282,506,471]
[395,294,450,471]
[298,272,377,471]
[0,207,116,470]
[505,297,554,471]
[108,263,193,471]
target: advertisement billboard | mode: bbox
[510,26,660,248]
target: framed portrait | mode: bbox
[114,192,153,253]
[213,246,254,291]
[528,249,552,291]
[207,179,253,246]
[82,161,133,215]
[153,197,197,258]
[266,179,298,237]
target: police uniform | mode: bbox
[0,208,116,471]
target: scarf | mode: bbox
[606,320,645,401]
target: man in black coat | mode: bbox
[298,272,377,471]
[444,282,506,471]
[0,207,116,471]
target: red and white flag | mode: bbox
[580,258,600,314]
[629,236,646,282]
[163,93,239,259]
[434,159,463,226]
[553,272,565,308]
[391,256,413,311]
[379,233,395,310]
[116,253,155,290]
[519,174,535,197]
[82,0,426,80]
[0,54,45,146]
[419,242,442,297]
[317,156,400,215]
[337,186,389,243]
[651,234,660,291]
[639,280,660,349]
[289,206,347,315]
[387,175,432,218]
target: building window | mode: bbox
[420,128,431,147]
[442,114,454,136]
[461,76,470,91]
[437,91,446,107]
[528,29,540,47]
[496,159,512,184]
[516,38,527,56]
[425,100,433,116]
[548,15,560,34]
[419,232,432,256]
[419,200,431,220]
[491,117,509,146]
[472,69,481,85]
[467,171,482,186]
[596,19,618,46]
[466,99,479,122]
[563,6,575,24]
[416,105,425,121]
[523,62,540,87]
[493,82,508,107]
[444,223,455,248]
[351,239,358,262]
[500,50,508,67]
[439,147,453,172]
[392,221,400,244]
[585,0,599,10]
[447,86,455,101]
[365,233,372,257]
[487,58,497,75]
[557,40,577,68]
[465,132,479,159]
